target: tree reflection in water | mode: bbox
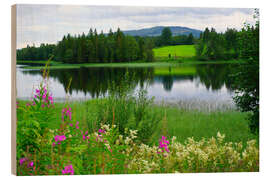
[21,64,239,98]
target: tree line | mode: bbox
[152,27,195,47]
[194,26,258,60]
[17,28,156,63]
[16,43,55,61]
[17,27,196,63]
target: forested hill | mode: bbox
[123,26,202,38]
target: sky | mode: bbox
[16,4,256,49]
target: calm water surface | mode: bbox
[16,64,238,110]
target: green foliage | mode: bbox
[16,43,55,61]
[160,27,172,46]
[232,10,259,133]
[195,27,241,60]
[93,72,160,143]
[17,28,154,64]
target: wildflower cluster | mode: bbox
[126,132,259,173]
[157,136,170,153]
[62,107,72,121]
[32,84,54,108]
[18,157,35,174]
[62,165,74,175]
[52,135,66,146]
[16,88,259,175]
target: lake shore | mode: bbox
[17,58,245,70]
[17,98,258,147]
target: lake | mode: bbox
[16,64,238,111]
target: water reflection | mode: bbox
[17,64,238,106]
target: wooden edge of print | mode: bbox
[11,4,17,175]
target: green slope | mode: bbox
[153,45,196,58]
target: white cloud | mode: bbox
[16,4,256,49]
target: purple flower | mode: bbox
[76,121,79,129]
[19,158,27,165]
[157,136,170,153]
[48,95,53,101]
[53,135,66,146]
[82,131,88,140]
[62,107,72,121]
[28,161,34,167]
[54,135,66,142]
[98,129,105,134]
[62,165,74,175]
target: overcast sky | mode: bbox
[16,4,256,49]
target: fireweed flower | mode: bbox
[98,129,105,134]
[19,158,27,165]
[61,107,72,121]
[54,135,66,141]
[53,135,66,146]
[35,89,40,94]
[28,161,34,167]
[62,165,74,175]
[82,131,88,140]
[157,136,170,153]
[76,121,79,129]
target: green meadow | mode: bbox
[153,45,196,58]
[17,99,257,147]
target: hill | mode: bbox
[123,26,202,38]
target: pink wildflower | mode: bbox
[42,94,46,100]
[48,95,53,101]
[28,161,34,167]
[62,165,74,175]
[19,158,27,165]
[62,108,67,113]
[52,135,66,146]
[76,121,79,129]
[157,136,170,153]
[54,135,66,142]
[98,129,105,134]
[82,131,88,140]
[44,87,47,94]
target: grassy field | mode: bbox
[17,99,257,146]
[153,45,196,58]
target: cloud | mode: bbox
[16,4,256,49]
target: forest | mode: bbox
[16,27,195,63]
